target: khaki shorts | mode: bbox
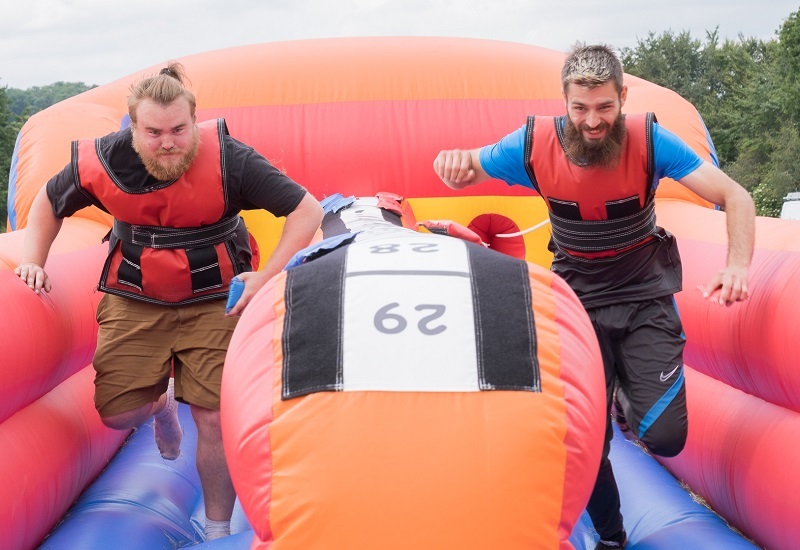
[93,293,239,417]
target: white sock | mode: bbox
[153,378,182,460]
[154,378,177,419]
[205,518,231,541]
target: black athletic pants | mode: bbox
[585,295,689,539]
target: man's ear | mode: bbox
[620,85,628,107]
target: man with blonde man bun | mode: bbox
[16,62,323,541]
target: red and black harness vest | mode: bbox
[525,113,657,260]
[75,118,249,305]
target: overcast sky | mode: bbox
[1,0,797,89]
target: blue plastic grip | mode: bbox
[226,277,245,314]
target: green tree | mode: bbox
[697,34,771,165]
[775,10,800,124]
[0,86,22,233]
[726,10,800,215]
[621,29,768,167]
[726,127,800,217]
[620,9,800,217]
[621,30,707,107]
[0,81,94,233]
[6,81,95,117]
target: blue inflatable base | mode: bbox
[39,407,760,549]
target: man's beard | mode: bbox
[132,128,201,181]
[563,113,626,168]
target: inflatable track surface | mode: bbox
[4,37,797,549]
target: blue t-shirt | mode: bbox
[479,119,704,192]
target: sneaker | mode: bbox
[595,530,627,549]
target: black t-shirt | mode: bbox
[46,126,308,220]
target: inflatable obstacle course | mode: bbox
[5,37,798,549]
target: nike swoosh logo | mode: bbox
[660,364,681,382]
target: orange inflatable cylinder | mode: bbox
[659,367,800,550]
[0,367,129,550]
[657,200,800,413]
[222,226,605,549]
[0,242,105,423]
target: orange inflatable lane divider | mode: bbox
[222,199,605,549]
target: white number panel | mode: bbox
[341,233,479,391]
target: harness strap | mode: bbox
[117,241,144,291]
[186,246,224,293]
[549,199,657,253]
[112,216,243,249]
